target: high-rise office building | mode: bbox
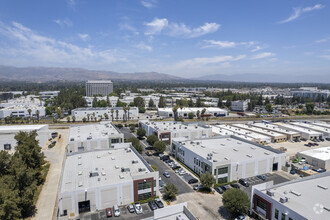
[86,80,113,96]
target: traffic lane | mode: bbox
[143,154,194,195]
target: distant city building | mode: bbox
[71,107,139,121]
[231,100,249,112]
[86,80,113,97]
[139,120,212,145]
[172,136,286,183]
[0,95,44,108]
[58,144,159,217]
[0,92,13,101]
[67,122,124,154]
[252,172,330,220]
[84,96,118,107]
[0,124,51,151]
[291,87,330,99]
[0,105,45,119]
[39,91,60,100]
[157,107,228,118]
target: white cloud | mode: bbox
[251,46,262,52]
[320,55,330,60]
[0,21,126,67]
[141,0,157,9]
[175,55,246,68]
[315,36,330,43]
[203,40,256,49]
[54,18,73,28]
[144,18,220,38]
[278,4,324,24]
[135,42,152,51]
[251,52,275,60]
[78,33,89,41]
[67,0,76,9]
[118,23,139,35]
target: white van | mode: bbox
[113,205,120,217]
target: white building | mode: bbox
[39,91,60,100]
[275,122,322,140]
[0,124,51,151]
[297,147,330,170]
[0,105,45,119]
[291,122,330,138]
[157,107,228,118]
[0,95,44,108]
[252,172,330,220]
[67,122,124,154]
[312,122,330,130]
[154,202,196,220]
[86,80,113,97]
[71,107,139,121]
[58,144,159,217]
[291,87,330,99]
[231,100,249,112]
[211,125,255,142]
[251,123,301,141]
[84,96,118,107]
[172,136,286,183]
[139,120,212,145]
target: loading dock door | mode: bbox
[272,163,278,171]
[78,200,90,213]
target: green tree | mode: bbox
[197,110,200,119]
[92,96,98,107]
[146,135,159,146]
[133,144,143,154]
[72,115,76,122]
[66,116,71,123]
[153,141,166,154]
[257,95,263,106]
[196,97,202,107]
[188,112,194,119]
[35,110,40,122]
[104,113,109,120]
[133,97,145,108]
[158,96,166,108]
[264,97,270,105]
[111,109,114,121]
[226,99,232,108]
[0,151,11,177]
[306,103,315,114]
[200,173,215,189]
[0,177,20,220]
[222,188,250,218]
[116,109,119,121]
[106,95,110,107]
[45,106,52,116]
[56,107,62,119]
[172,105,178,121]
[188,98,194,107]
[217,98,224,108]
[27,109,32,121]
[164,183,178,200]
[148,98,155,108]
[136,128,146,138]
[126,137,140,147]
[265,103,273,113]
[82,117,87,122]
[130,124,136,132]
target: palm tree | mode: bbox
[172,106,178,121]
[92,112,96,121]
[127,106,130,121]
[27,109,32,122]
[87,113,90,121]
[36,110,40,122]
[111,109,114,121]
[123,107,127,122]
[72,115,76,122]
[104,113,109,120]
[115,109,119,121]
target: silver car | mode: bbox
[134,202,143,214]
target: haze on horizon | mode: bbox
[0,0,329,79]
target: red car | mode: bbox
[106,208,112,217]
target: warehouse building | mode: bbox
[297,147,330,170]
[232,124,287,143]
[58,144,159,217]
[0,105,45,119]
[252,172,330,220]
[251,123,301,141]
[67,122,124,154]
[291,122,330,138]
[211,125,255,142]
[71,107,139,121]
[86,80,113,97]
[312,122,330,130]
[157,107,228,118]
[154,202,196,220]
[0,95,44,108]
[275,123,322,140]
[0,124,51,151]
[215,124,271,144]
[139,120,212,145]
[172,136,286,183]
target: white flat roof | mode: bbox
[313,122,330,129]
[0,124,48,133]
[291,122,330,134]
[252,123,299,135]
[261,173,330,219]
[176,136,281,164]
[141,120,210,132]
[215,124,271,141]
[275,123,322,135]
[60,145,151,193]
[232,124,285,138]
[211,126,254,142]
[299,146,330,161]
[69,122,120,142]
[157,107,227,112]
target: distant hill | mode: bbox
[0,65,182,82]
[193,73,330,83]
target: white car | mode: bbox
[113,205,120,217]
[134,202,143,214]
[179,170,186,175]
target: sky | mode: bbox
[0,0,329,78]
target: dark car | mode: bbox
[290,169,296,175]
[154,198,164,208]
[188,178,198,184]
[172,165,181,170]
[106,208,112,217]
[257,175,266,181]
[230,183,240,189]
[214,187,224,194]
[239,178,250,187]
[161,155,170,161]
[165,159,174,164]
[326,137,330,141]
[148,200,158,210]
[220,185,230,192]
[301,138,307,141]
[319,138,325,142]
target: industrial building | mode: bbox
[0,105,45,119]
[231,100,249,112]
[172,136,286,183]
[39,91,60,100]
[84,96,118,107]
[139,120,212,145]
[211,125,255,142]
[290,87,330,99]
[85,80,113,97]
[67,122,124,154]
[157,107,228,118]
[252,172,330,220]
[251,123,301,141]
[290,122,330,138]
[275,123,322,140]
[58,144,159,217]
[232,124,287,143]
[154,203,196,220]
[312,122,330,130]
[0,124,52,151]
[215,124,271,144]
[0,95,44,108]
[297,147,330,170]
[71,107,139,121]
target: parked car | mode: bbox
[127,204,135,213]
[163,172,170,178]
[257,175,266,181]
[179,170,186,175]
[239,178,250,187]
[106,208,112,217]
[113,205,120,217]
[154,198,164,208]
[220,185,230,192]
[159,180,166,190]
[230,183,240,189]
[134,202,143,214]
[301,138,307,141]
[146,150,153,156]
[214,187,224,194]
[290,169,296,175]
[148,200,158,210]
[188,178,198,184]
[175,168,183,173]
[304,144,311,147]
[193,184,203,190]
[319,138,325,142]
[172,165,181,170]
[326,137,330,141]
[312,168,327,173]
[234,214,247,220]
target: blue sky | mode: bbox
[0,0,329,78]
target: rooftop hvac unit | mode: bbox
[126,149,131,153]
[108,151,112,154]
[290,190,301,196]
[119,175,124,179]
[78,161,82,165]
[78,156,82,159]
[97,155,101,158]
[115,165,119,169]
[132,160,139,164]
[207,156,212,160]
[89,171,99,177]
[224,157,229,160]
[266,190,274,197]
[78,182,83,187]
[280,197,288,203]
[101,172,106,176]
[213,160,218,162]
[246,154,252,158]
[111,157,115,160]
[98,178,101,181]
[138,168,146,172]
[121,167,130,172]
[78,171,83,176]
